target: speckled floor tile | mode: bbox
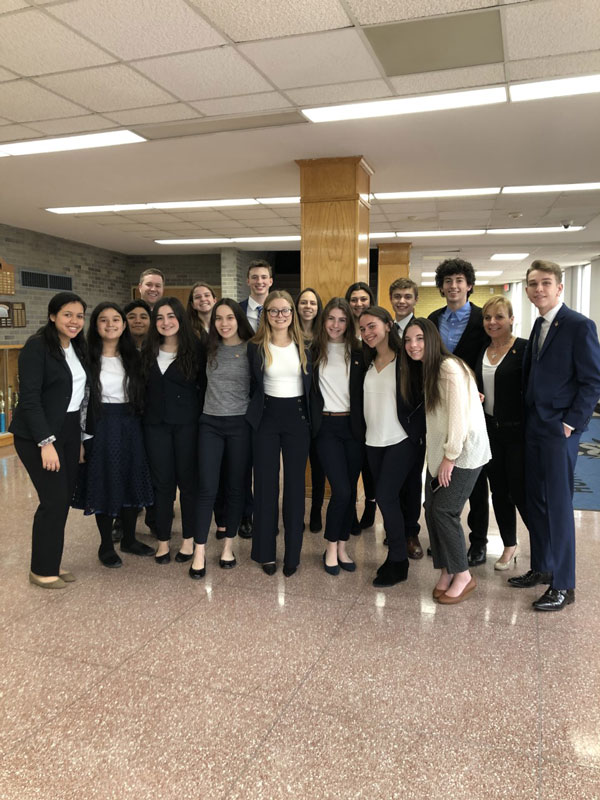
[540,760,600,799]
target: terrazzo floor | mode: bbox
[1,446,599,800]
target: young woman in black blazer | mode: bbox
[143,297,203,565]
[310,298,365,575]
[475,296,528,570]
[73,302,154,568]
[246,290,311,577]
[11,292,88,588]
[358,306,426,588]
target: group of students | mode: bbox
[11,257,600,610]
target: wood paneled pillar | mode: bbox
[296,156,373,300]
[377,242,412,313]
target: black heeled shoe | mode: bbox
[372,558,409,587]
[154,550,171,565]
[283,564,297,577]
[322,552,339,576]
[359,499,376,530]
[98,548,122,569]
[262,562,277,576]
[189,563,206,580]
[219,554,237,569]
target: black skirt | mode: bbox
[73,403,154,517]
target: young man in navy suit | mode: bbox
[509,260,600,611]
[240,260,273,333]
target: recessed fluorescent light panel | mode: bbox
[395,230,486,237]
[421,281,436,286]
[509,73,600,102]
[421,272,436,277]
[156,235,301,245]
[503,182,600,194]
[369,232,397,239]
[374,188,499,200]
[152,199,258,209]
[302,86,507,123]
[256,197,300,204]
[0,130,145,156]
[490,253,529,260]
[489,227,583,234]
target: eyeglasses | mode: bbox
[267,307,293,318]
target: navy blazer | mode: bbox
[310,347,366,442]
[475,337,527,428]
[523,304,600,433]
[144,341,205,426]
[246,340,312,431]
[364,356,425,447]
[10,335,87,444]
[428,303,490,370]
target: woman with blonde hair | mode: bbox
[246,290,312,577]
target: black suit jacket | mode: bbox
[144,342,204,426]
[428,303,489,370]
[245,340,312,431]
[310,347,366,442]
[474,337,527,427]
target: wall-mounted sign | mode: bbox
[0,259,16,296]
[0,302,26,328]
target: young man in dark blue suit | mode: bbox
[239,260,273,333]
[509,260,600,611]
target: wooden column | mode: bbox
[296,156,373,299]
[377,242,412,313]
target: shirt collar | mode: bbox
[443,301,471,321]
[396,313,414,331]
[248,295,263,310]
[542,301,563,325]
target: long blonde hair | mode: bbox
[252,290,308,373]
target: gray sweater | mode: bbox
[203,342,251,416]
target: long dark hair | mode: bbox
[186,281,216,338]
[295,287,323,338]
[399,317,469,411]
[207,298,254,367]
[358,306,401,368]
[87,302,144,415]
[313,297,358,369]
[143,297,199,381]
[344,281,375,306]
[34,291,87,362]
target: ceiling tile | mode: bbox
[345,0,498,25]
[503,0,600,60]
[48,0,225,60]
[390,63,505,95]
[164,211,229,222]
[188,0,350,42]
[36,64,175,112]
[0,9,116,75]
[239,29,381,89]
[439,210,492,221]
[286,79,392,105]
[106,103,200,125]
[0,79,86,121]
[28,114,115,134]
[0,1,29,12]
[131,48,272,100]
[0,123,43,142]
[190,92,291,116]
[506,51,600,82]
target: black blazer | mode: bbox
[475,337,527,427]
[428,303,489,370]
[364,356,425,447]
[246,340,312,431]
[10,335,87,444]
[310,347,365,442]
[144,342,204,426]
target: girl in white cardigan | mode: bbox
[401,318,491,605]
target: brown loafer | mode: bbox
[407,537,424,560]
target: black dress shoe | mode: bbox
[322,552,339,576]
[219,554,237,569]
[120,540,155,557]
[189,564,206,580]
[283,565,297,577]
[175,550,194,563]
[111,517,123,543]
[372,558,409,587]
[238,517,253,539]
[154,551,171,565]
[359,499,376,530]
[508,569,552,588]
[532,587,575,611]
[467,545,487,566]
[98,549,122,568]
[309,510,323,533]
[262,562,277,576]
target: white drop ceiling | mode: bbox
[0,0,599,283]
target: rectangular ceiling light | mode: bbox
[256,197,301,205]
[0,130,145,156]
[302,86,507,123]
[421,281,436,286]
[374,187,500,200]
[503,182,600,194]
[489,226,584,234]
[509,74,600,102]
[369,232,397,239]
[156,235,301,245]
[395,229,486,237]
[156,238,232,245]
[47,203,150,214]
[490,253,529,260]
[421,272,436,276]
[151,199,259,209]
[476,280,490,285]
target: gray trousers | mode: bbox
[424,466,483,574]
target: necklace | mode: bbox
[488,337,513,361]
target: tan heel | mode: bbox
[494,545,518,571]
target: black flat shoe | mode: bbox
[219,554,237,569]
[238,517,253,539]
[372,559,409,587]
[262,562,277,576]
[189,564,206,580]
[532,587,574,611]
[154,551,171,565]
[359,499,376,530]
[338,558,356,572]
[175,550,194,563]
[98,549,122,568]
[508,569,552,588]
[467,545,487,567]
[323,552,339,576]
[120,540,155,557]
[283,565,297,577]
[215,529,227,540]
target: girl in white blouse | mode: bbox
[401,318,491,605]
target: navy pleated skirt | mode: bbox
[73,403,154,517]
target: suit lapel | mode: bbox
[538,305,567,360]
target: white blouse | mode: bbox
[319,343,350,412]
[100,356,127,403]
[482,350,507,416]
[157,349,176,375]
[264,343,303,397]
[63,344,86,412]
[363,360,408,448]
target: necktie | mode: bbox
[256,305,263,323]
[532,315,543,359]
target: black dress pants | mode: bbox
[144,421,198,542]
[467,468,489,548]
[251,396,310,569]
[486,418,528,547]
[15,411,81,576]
[308,440,326,514]
[399,444,425,539]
